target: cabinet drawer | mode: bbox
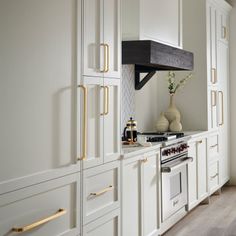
[83,161,120,224]
[83,209,120,236]
[0,173,80,236]
[209,161,220,193]
[208,133,219,161]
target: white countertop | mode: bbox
[121,130,209,159]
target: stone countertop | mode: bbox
[121,130,209,159]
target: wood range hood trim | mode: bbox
[122,40,194,90]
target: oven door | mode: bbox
[161,157,192,222]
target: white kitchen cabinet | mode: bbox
[217,40,230,185]
[187,136,208,210]
[0,173,80,236]
[0,0,81,185]
[218,8,230,44]
[83,0,121,78]
[80,77,120,169]
[83,209,120,236]
[122,0,182,48]
[122,150,160,236]
[83,161,120,225]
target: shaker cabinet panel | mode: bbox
[104,79,121,163]
[0,0,80,183]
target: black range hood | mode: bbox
[122,40,194,90]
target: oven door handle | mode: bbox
[161,157,193,173]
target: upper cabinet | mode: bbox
[122,0,183,48]
[83,0,121,78]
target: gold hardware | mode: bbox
[90,185,114,196]
[211,90,217,107]
[211,68,217,84]
[219,91,224,126]
[104,44,109,72]
[211,173,219,180]
[78,85,87,160]
[210,144,218,149]
[12,209,66,233]
[141,158,148,163]
[100,86,109,116]
[197,140,203,144]
[100,44,106,72]
[222,26,227,39]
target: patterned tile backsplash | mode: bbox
[121,65,135,133]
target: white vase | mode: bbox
[165,94,181,123]
[156,112,169,132]
[170,117,183,132]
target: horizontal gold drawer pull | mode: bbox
[211,173,219,180]
[90,185,114,196]
[210,144,218,149]
[141,158,148,163]
[12,209,66,233]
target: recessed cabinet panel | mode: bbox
[104,79,121,163]
[0,0,79,182]
[83,0,103,77]
[82,77,104,169]
[0,174,80,236]
[103,0,121,78]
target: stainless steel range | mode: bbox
[160,140,192,222]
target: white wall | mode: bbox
[229,0,236,184]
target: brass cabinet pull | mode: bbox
[210,144,218,149]
[100,43,106,73]
[211,90,217,107]
[104,44,109,72]
[211,68,217,84]
[222,26,227,39]
[197,140,203,144]
[90,185,114,196]
[101,86,109,116]
[12,209,66,233]
[211,173,219,180]
[219,91,224,126]
[141,158,148,163]
[78,85,88,160]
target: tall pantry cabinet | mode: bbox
[181,0,231,191]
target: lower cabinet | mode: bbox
[0,173,80,236]
[122,150,160,236]
[187,136,208,210]
[83,209,120,236]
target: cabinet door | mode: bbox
[207,3,218,85]
[103,0,121,78]
[0,0,79,182]
[196,138,208,200]
[82,77,104,169]
[142,153,159,236]
[103,79,121,163]
[217,41,229,185]
[140,0,182,48]
[187,142,197,210]
[122,157,141,236]
[83,0,104,77]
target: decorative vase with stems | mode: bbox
[164,72,193,131]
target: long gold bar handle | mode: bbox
[219,91,224,126]
[100,86,106,116]
[78,85,87,160]
[211,90,217,107]
[104,44,109,72]
[90,185,114,196]
[100,43,106,73]
[222,26,227,39]
[105,86,109,115]
[211,68,217,84]
[12,209,66,233]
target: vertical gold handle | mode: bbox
[105,86,109,115]
[222,26,227,39]
[101,86,107,115]
[219,91,224,126]
[211,90,217,107]
[211,68,217,84]
[100,44,106,73]
[104,44,109,72]
[78,85,87,161]
[12,209,66,233]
